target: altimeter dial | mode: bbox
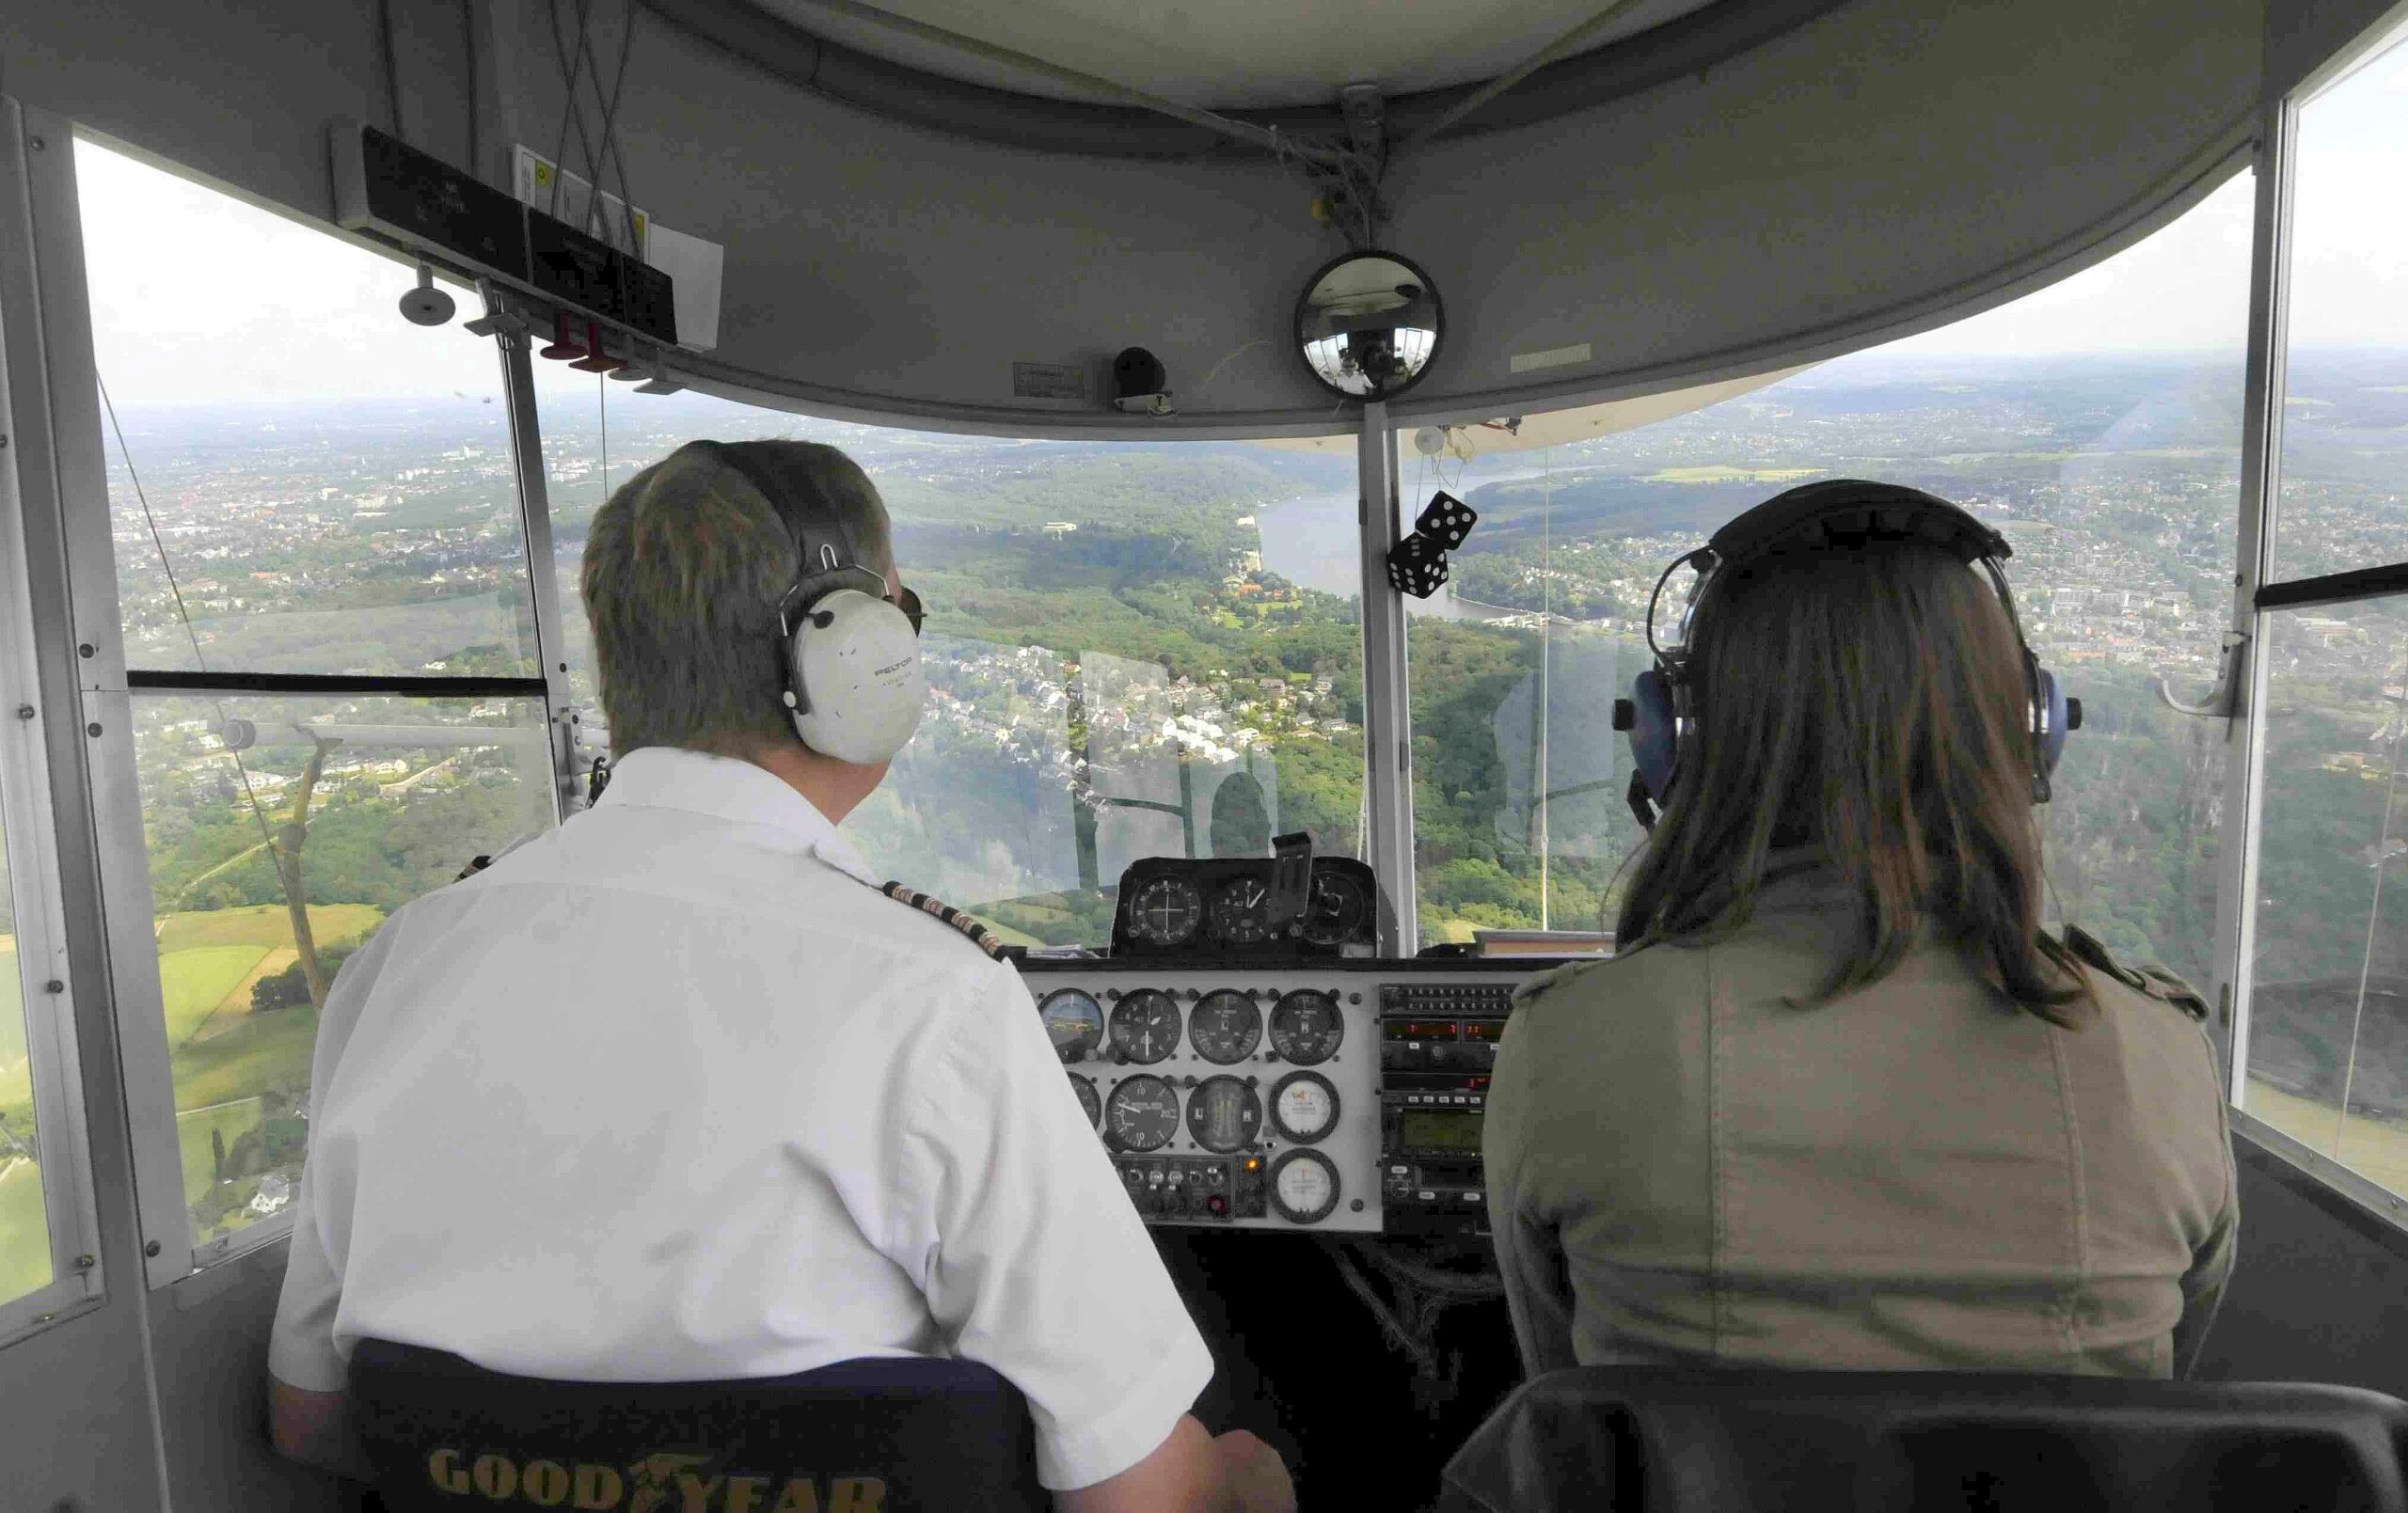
[1103,1075,1180,1153]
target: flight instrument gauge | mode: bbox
[1212,877,1273,944]
[1269,1071,1339,1143]
[1069,1073,1101,1129]
[1109,988,1182,1064]
[1268,990,1344,1064]
[1301,870,1370,946]
[1103,1075,1180,1153]
[1127,876,1204,946]
[1269,1148,1339,1224]
[1185,1076,1263,1154]
[1038,990,1104,1063]
[1188,990,1264,1064]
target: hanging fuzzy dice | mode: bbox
[1386,529,1451,598]
[1415,490,1478,549]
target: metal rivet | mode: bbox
[0,433,9,448]
[143,1240,161,1258]
[76,643,93,658]
[14,704,31,720]
[73,1253,93,1270]
[42,980,60,994]
[85,722,101,737]
[28,135,45,151]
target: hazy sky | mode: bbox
[71,32,2408,406]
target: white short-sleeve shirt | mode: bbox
[267,747,1213,1489]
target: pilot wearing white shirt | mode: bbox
[266,440,1293,1513]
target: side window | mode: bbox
[1406,171,2253,986]
[73,140,558,1254]
[535,369,1368,943]
[2238,31,2408,1201]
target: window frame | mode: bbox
[2219,14,2408,1237]
[0,102,108,1341]
[32,121,575,1287]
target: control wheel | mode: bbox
[1268,1148,1339,1225]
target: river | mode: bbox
[1252,465,1559,622]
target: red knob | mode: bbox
[1207,1195,1228,1216]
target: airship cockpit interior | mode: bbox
[6,0,2408,1508]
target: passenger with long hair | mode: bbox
[1483,482,2238,1379]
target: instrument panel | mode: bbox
[1110,857,1383,960]
[1022,962,1549,1235]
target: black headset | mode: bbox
[694,441,927,765]
[1609,479,2079,828]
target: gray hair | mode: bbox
[582,438,895,758]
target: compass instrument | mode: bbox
[1125,875,1204,947]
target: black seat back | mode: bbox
[1437,1367,2408,1513]
[350,1338,1050,1513]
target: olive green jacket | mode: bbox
[1484,865,2238,1380]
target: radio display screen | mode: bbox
[1400,1110,1484,1153]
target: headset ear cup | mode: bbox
[789,591,926,764]
[2036,666,2069,777]
[1627,668,1681,804]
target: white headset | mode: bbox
[700,442,927,765]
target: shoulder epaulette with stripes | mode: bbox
[878,881,1012,961]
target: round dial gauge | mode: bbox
[1069,1073,1101,1129]
[1037,990,1104,1063]
[1270,1149,1340,1224]
[1109,988,1182,1064]
[1187,990,1264,1064]
[1301,871,1370,946]
[1212,877,1273,945]
[1103,1075,1180,1153]
[1269,1070,1340,1144]
[1184,1076,1264,1154]
[1268,990,1345,1065]
[1127,876,1204,946]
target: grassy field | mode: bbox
[178,1097,263,1200]
[2244,1080,2408,1198]
[0,905,385,1274]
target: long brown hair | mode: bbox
[1612,535,2095,1025]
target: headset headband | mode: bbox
[1708,480,2009,565]
[691,441,884,615]
[1621,478,2073,825]
[1650,480,2022,665]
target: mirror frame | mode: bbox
[1292,248,1445,402]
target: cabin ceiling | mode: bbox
[737,0,1725,109]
